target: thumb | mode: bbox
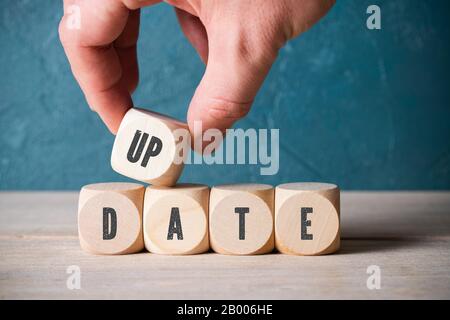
[187,27,278,148]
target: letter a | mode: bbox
[167,207,183,240]
[366,5,381,30]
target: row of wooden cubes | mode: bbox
[78,182,340,256]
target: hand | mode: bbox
[59,0,335,137]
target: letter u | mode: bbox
[127,130,149,163]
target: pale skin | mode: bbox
[59,0,335,140]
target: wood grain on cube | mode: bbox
[78,182,145,255]
[209,184,274,255]
[111,108,189,186]
[143,184,210,255]
[275,182,340,255]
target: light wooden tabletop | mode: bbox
[0,191,449,299]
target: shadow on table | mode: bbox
[337,237,425,255]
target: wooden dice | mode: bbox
[111,108,189,186]
[143,184,210,255]
[78,182,145,255]
[78,181,341,256]
[209,184,274,255]
[275,183,340,255]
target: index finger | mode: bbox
[59,0,160,133]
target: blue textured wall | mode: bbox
[1,0,449,190]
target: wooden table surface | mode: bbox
[0,191,449,300]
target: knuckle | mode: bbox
[58,19,69,45]
[208,97,252,121]
[58,15,80,47]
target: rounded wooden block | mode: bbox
[275,182,340,255]
[143,184,210,255]
[78,182,145,255]
[209,184,274,255]
[111,108,189,186]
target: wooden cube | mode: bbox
[111,108,189,186]
[78,182,145,255]
[275,182,340,255]
[143,184,210,255]
[209,184,274,255]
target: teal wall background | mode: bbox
[0,0,449,190]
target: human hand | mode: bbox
[59,0,335,137]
